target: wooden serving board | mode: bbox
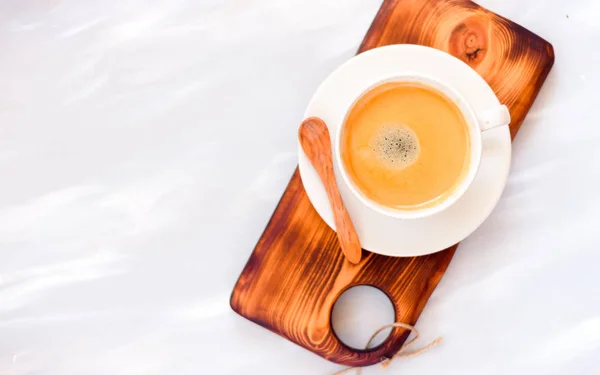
[231,0,554,367]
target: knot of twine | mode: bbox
[333,322,443,375]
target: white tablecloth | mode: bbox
[1,1,599,374]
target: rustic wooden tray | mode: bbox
[231,0,554,367]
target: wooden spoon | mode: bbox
[298,117,362,264]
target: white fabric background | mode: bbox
[0,0,598,374]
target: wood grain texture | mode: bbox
[231,0,554,367]
[359,0,554,139]
[299,117,362,264]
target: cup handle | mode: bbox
[478,104,511,132]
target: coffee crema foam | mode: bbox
[369,124,420,170]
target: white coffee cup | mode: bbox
[334,74,511,220]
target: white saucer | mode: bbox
[298,45,511,257]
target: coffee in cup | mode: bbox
[340,80,472,211]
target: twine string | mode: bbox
[333,322,442,375]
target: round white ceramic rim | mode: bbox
[298,44,512,256]
[334,74,483,219]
